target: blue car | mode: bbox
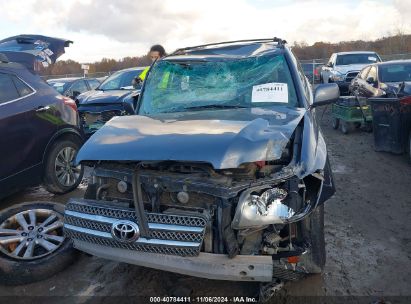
[76,67,147,136]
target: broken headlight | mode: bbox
[231,186,295,229]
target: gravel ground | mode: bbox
[0,108,410,303]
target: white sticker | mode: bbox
[252,82,288,103]
[368,56,377,61]
[44,48,54,56]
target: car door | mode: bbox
[0,71,37,182]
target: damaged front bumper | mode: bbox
[64,198,309,282]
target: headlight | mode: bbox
[331,73,345,82]
[231,187,295,229]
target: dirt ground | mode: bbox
[0,108,410,303]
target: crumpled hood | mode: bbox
[77,89,134,105]
[76,107,306,169]
[334,64,368,75]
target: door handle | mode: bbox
[35,106,50,112]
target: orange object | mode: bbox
[287,256,299,264]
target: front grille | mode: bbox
[66,201,207,227]
[80,110,122,127]
[345,71,359,83]
[64,199,207,257]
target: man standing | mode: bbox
[136,44,166,83]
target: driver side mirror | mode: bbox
[310,83,340,109]
[327,62,333,68]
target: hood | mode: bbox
[382,81,411,96]
[77,89,135,105]
[0,34,72,72]
[76,106,306,169]
[334,64,368,75]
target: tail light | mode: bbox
[314,68,319,76]
[63,97,78,112]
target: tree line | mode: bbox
[39,33,411,76]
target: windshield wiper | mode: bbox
[183,104,249,111]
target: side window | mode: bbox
[359,67,371,79]
[87,79,100,90]
[0,73,20,104]
[367,66,377,81]
[11,76,34,97]
[69,80,88,95]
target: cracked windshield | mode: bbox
[139,54,298,114]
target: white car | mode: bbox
[321,51,382,94]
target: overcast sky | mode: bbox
[0,0,410,63]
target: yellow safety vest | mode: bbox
[140,66,170,89]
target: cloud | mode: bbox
[0,0,410,61]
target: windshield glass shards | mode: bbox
[139,54,298,115]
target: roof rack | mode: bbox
[171,37,287,55]
[0,53,9,63]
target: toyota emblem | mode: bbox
[111,220,140,243]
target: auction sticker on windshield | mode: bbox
[252,83,288,103]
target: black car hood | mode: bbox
[77,107,306,169]
[77,89,135,105]
[0,34,72,72]
[384,81,411,96]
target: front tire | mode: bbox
[332,118,340,130]
[300,204,326,273]
[0,202,80,285]
[43,139,84,194]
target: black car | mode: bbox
[0,35,84,199]
[64,38,340,286]
[76,67,147,136]
[349,60,411,98]
[47,77,100,99]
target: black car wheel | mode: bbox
[332,118,340,130]
[43,139,84,194]
[0,202,80,285]
[341,121,350,134]
[299,204,326,273]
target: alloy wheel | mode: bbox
[0,209,65,260]
[54,146,81,187]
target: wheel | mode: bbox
[43,139,84,194]
[341,121,350,134]
[299,204,325,273]
[332,117,340,130]
[0,201,80,285]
